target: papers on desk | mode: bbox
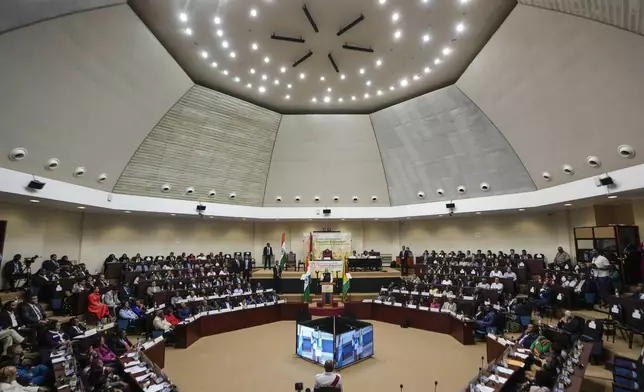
[394,302,403,307]
[52,356,67,364]
[277,299,286,304]
[511,352,528,360]
[419,306,429,311]
[421,292,429,296]
[487,333,498,340]
[374,300,382,304]
[142,342,154,350]
[124,365,147,374]
[516,347,530,354]
[125,360,141,368]
[74,328,98,339]
[475,384,495,392]
[496,366,514,376]
[463,296,474,301]
[506,359,525,368]
[363,299,373,303]
[429,308,439,313]
[489,375,508,384]
[136,373,152,382]
[144,384,167,392]
[121,352,137,359]
[208,310,219,315]
[247,304,256,309]
[154,336,163,344]
[392,289,400,293]
[100,322,115,331]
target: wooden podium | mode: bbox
[320,281,335,308]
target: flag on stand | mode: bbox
[279,233,287,270]
[302,263,311,302]
[342,257,352,299]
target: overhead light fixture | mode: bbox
[394,30,402,39]
[179,12,188,22]
[246,83,252,88]
[185,28,192,35]
[342,44,374,53]
[302,5,319,33]
[217,29,224,37]
[424,67,431,73]
[264,56,270,63]
[230,52,236,58]
[285,95,290,99]
[340,74,346,80]
[250,8,258,18]
[324,96,331,103]
[564,203,572,207]
[258,86,266,93]
[300,73,306,79]
[422,34,430,43]
[271,34,306,43]
[222,70,229,75]
[311,97,317,102]
[379,0,386,4]
[359,68,365,74]
[338,98,343,102]
[251,43,258,50]
[201,51,209,58]
[327,87,332,92]
[280,66,286,73]
[456,22,465,33]
[77,206,86,210]
[351,96,356,100]
[377,90,383,95]
[211,62,218,68]
[389,85,395,90]
[274,79,280,85]
[442,47,452,56]
[29,199,39,203]
[336,14,364,36]
[214,17,221,24]
[262,74,268,80]
[287,84,292,88]
[413,74,419,80]
[366,80,371,86]
[434,58,441,64]
[222,41,229,48]
[392,12,400,22]
[293,50,313,67]
[250,68,256,74]
[400,78,408,87]
[234,77,240,82]
[364,93,370,99]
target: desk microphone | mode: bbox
[399,384,403,392]
[433,381,438,392]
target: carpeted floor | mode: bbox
[163,320,487,392]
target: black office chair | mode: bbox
[314,387,342,392]
[580,319,604,364]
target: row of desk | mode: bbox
[344,301,475,345]
[347,257,382,270]
[414,265,528,285]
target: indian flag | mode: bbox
[342,257,352,298]
[279,232,287,270]
[302,263,311,302]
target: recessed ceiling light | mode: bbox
[234,77,240,82]
[379,0,386,4]
[216,29,223,37]
[124,211,131,214]
[274,79,280,85]
[422,34,430,42]
[359,68,365,74]
[285,95,290,100]
[327,87,332,92]
[223,70,229,75]
[364,93,370,99]
[442,47,452,56]
[392,12,400,22]
[461,0,470,3]
[184,28,192,35]
[250,8,258,18]
[230,52,236,58]
[211,62,218,68]
[287,84,292,88]
[77,206,86,210]
[324,96,331,103]
[389,85,395,90]
[340,74,346,80]
[312,97,317,102]
[264,56,270,63]
[262,74,268,80]
[299,73,306,79]
[201,51,209,58]
[376,59,382,67]
[351,96,356,100]
[400,78,408,87]
[29,199,39,203]
[214,16,221,24]
[250,68,255,74]
[413,74,419,80]
[564,203,572,207]
[377,90,383,95]
[519,208,525,211]
[246,83,252,88]
[608,195,617,199]
[366,80,371,86]
[424,67,431,73]
[394,30,402,39]
[320,76,325,81]
[251,43,258,50]
[179,13,188,22]
[258,86,266,93]
[338,98,343,102]
[434,58,441,65]
[280,66,286,73]
[456,22,465,33]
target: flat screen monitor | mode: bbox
[296,324,334,366]
[334,324,374,368]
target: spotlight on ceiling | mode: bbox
[337,14,365,36]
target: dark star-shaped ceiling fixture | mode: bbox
[269,4,374,74]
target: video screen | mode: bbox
[334,324,374,368]
[296,324,334,365]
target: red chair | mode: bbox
[322,249,333,258]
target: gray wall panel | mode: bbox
[113,86,281,207]
[370,86,535,206]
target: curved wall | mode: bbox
[457,5,644,188]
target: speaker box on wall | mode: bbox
[322,208,331,214]
[27,180,46,190]
[196,205,206,211]
[445,203,455,209]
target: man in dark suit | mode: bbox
[40,320,69,348]
[263,243,273,270]
[42,254,59,273]
[19,294,47,329]
[399,246,409,276]
[517,323,539,348]
[108,330,133,355]
[272,263,282,293]
[64,317,86,339]
[2,255,23,291]
[241,258,253,281]
[118,282,134,303]
[557,310,583,334]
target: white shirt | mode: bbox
[8,311,18,328]
[503,272,517,281]
[233,288,244,295]
[491,282,504,291]
[593,255,610,277]
[477,283,490,289]
[314,372,342,391]
[441,279,452,285]
[0,381,39,392]
[490,270,503,278]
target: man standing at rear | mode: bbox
[263,242,273,270]
[314,360,342,391]
[592,249,612,307]
[399,245,409,276]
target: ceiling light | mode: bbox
[299,73,306,79]
[338,98,343,102]
[394,30,402,39]
[424,67,431,73]
[216,29,223,37]
[324,96,331,103]
[262,74,268,80]
[264,56,270,63]
[214,17,221,24]
[389,85,395,90]
[608,195,617,199]
[400,78,408,87]
[251,43,258,50]
[392,12,400,22]
[320,76,325,81]
[211,62,218,68]
[201,51,209,58]
[250,68,255,74]
[366,80,371,86]
[184,28,192,35]
[77,206,86,210]
[29,199,39,203]
[461,0,470,3]
[327,87,332,92]
[222,41,229,48]
[476,212,482,215]
[442,47,452,56]
[379,0,386,4]
[564,203,572,207]
[250,8,258,18]
[377,90,383,95]
[179,13,188,22]
[258,86,266,93]
[351,96,356,100]
[456,22,465,33]
[359,68,365,74]
[422,34,430,42]
[124,211,131,214]
[287,84,292,88]
[413,74,419,80]
[434,58,441,64]
[246,83,252,88]
[340,74,346,80]
[312,97,317,102]
[364,93,370,99]
[234,77,240,82]
[376,59,382,67]
[280,66,286,73]
[222,70,229,75]
[274,79,280,85]
[230,52,236,58]
[285,95,290,100]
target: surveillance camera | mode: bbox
[295,196,301,202]
[457,185,466,194]
[417,191,425,199]
[97,173,108,183]
[208,190,216,197]
[276,196,282,202]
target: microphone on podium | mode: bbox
[481,356,485,369]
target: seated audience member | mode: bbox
[152,311,172,333]
[95,274,109,288]
[530,336,552,358]
[441,297,457,313]
[104,254,118,265]
[130,300,146,319]
[41,320,69,348]
[477,278,491,290]
[92,336,116,363]
[314,360,342,391]
[0,302,22,331]
[118,301,139,324]
[489,268,503,278]
[517,324,539,348]
[87,287,110,321]
[18,294,47,329]
[196,300,211,314]
[176,304,191,320]
[2,255,24,292]
[503,267,517,281]
[64,317,86,338]
[532,284,552,312]
[86,358,129,392]
[102,287,121,315]
[630,283,644,300]
[118,282,134,302]
[233,284,244,296]
[0,322,24,356]
[551,246,571,268]
[0,365,49,392]
[491,278,504,292]
[71,281,85,294]
[429,298,441,310]
[520,250,532,260]
[0,344,50,386]
[441,277,453,286]
[557,310,583,334]
[108,330,133,355]
[163,309,180,326]
[146,281,161,300]
[475,307,497,332]
[118,253,129,263]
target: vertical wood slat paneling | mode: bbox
[520,0,644,35]
[112,86,281,206]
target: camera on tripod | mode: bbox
[24,255,39,268]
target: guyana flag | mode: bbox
[279,233,287,270]
[342,257,352,299]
